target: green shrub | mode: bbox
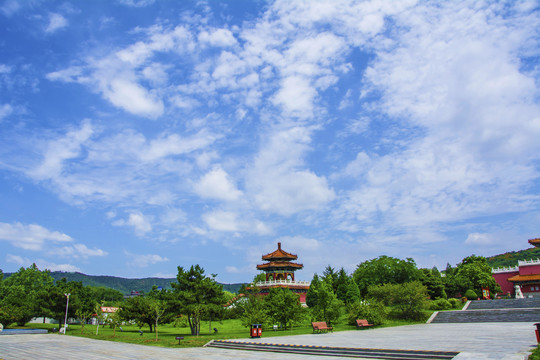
[367,281,429,321]
[464,289,477,300]
[430,298,452,310]
[448,298,461,308]
[347,300,387,326]
[529,345,540,360]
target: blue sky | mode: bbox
[1,0,539,283]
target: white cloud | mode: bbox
[247,127,335,216]
[45,13,68,33]
[334,1,540,237]
[202,210,271,235]
[0,103,13,121]
[117,0,155,7]
[30,120,94,181]
[124,251,168,267]
[46,263,81,272]
[277,235,321,252]
[0,222,72,251]
[465,233,495,246]
[1,0,21,16]
[47,25,194,119]
[6,254,31,266]
[225,265,253,274]
[5,254,81,272]
[141,130,219,162]
[115,211,153,236]
[0,64,11,74]
[54,244,108,259]
[104,78,164,118]
[10,121,219,208]
[272,75,316,117]
[202,210,239,232]
[194,167,243,201]
[199,28,237,47]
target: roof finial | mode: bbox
[278,242,281,250]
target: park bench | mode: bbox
[176,336,184,344]
[355,319,373,329]
[312,321,333,333]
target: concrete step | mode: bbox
[431,308,540,323]
[206,340,460,359]
[467,298,540,310]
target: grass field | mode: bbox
[22,317,425,348]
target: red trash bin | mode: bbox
[250,324,262,338]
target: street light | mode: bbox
[63,293,70,334]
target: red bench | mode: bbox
[356,319,373,329]
[312,321,333,333]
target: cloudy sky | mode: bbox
[0,0,539,283]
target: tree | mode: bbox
[90,286,124,303]
[43,279,90,329]
[170,265,226,336]
[264,287,305,329]
[94,302,106,335]
[368,281,429,320]
[442,263,460,298]
[419,267,446,299]
[0,264,54,327]
[252,272,266,284]
[345,278,361,304]
[75,285,98,334]
[309,281,343,326]
[353,256,421,296]
[306,274,320,308]
[322,266,338,293]
[148,299,166,342]
[454,255,501,297]
[106,310,123,337]
[334,268,351,303]
[239,293,267,327]
[119,295,159,333]
[347,299,387,326]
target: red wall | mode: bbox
[520,264,540,275]
[493,271,519,295]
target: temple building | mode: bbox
[252,242,310,304]
[493,237,540,298]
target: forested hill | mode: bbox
[3,271,244,295]
[487,246,540,268]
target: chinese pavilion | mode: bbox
[252,242,310,304]
[493,237,540,298]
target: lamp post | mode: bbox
[63,293,70,334]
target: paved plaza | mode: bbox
[0,322,537,360]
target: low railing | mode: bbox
[492,266,519,274]
[518,259,540,266]
[254,280,310,287]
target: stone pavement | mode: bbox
[0,322,537,360]
[235,322,538,359]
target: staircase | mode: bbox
[466,298,540,310]
[206,340,460,359]
[430,298,540,323]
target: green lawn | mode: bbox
[24,316,419,348]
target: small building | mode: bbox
[493,238,540,298]
[91,306,119,325]
[250,242,310,304]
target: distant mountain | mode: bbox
[4,271,244,295]
[487,246,540,269]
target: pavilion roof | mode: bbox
[262,242,297,261]
[507,274,540,282]
[256,261,304,270]
[529,238,540,247]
